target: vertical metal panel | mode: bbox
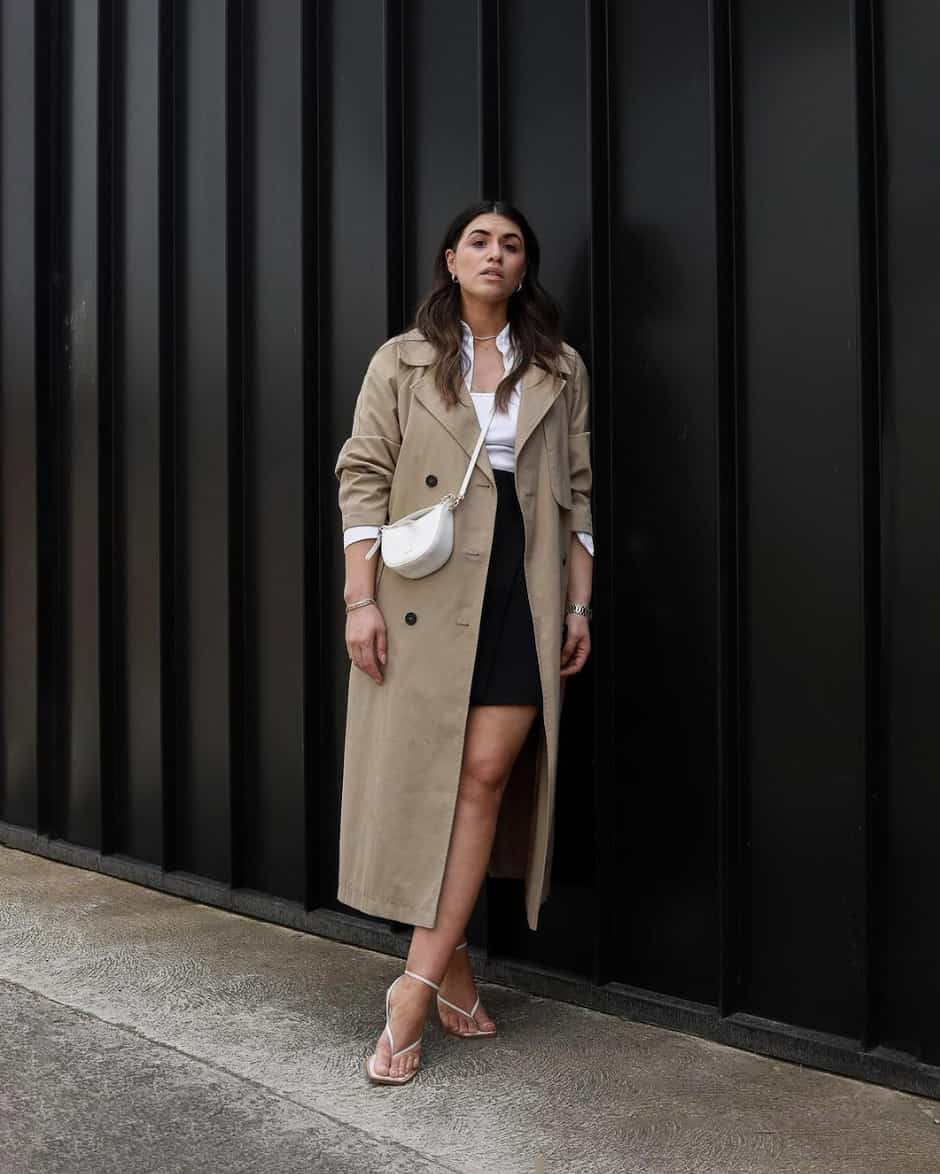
[478,0,501,197]
[35,0,63,841]
[384,0,404,331]
[709,0,744,1018]
[487,0,598,978]
[877,0,940,1065]
[0,0,39,828]
[586,0,616,986]
[735,0,866,1036]
[606,0,722,1003]
[398,0,483,940]
[172,0,233,878]
[60,0,105,847]
[114,0,166,863]
[319,0,388,904]
[239,0,307,899]
[850,0,882,1055]
[404,0,480,312]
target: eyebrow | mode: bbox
[467,229,522,241]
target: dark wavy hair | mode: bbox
[409,201,565,413]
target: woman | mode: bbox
[334,200,595,1085]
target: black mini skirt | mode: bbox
[468,468,543,707]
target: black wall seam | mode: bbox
[384,0,405,336]
[851,0,885,1055]
[160,0,179,872]
[98,0,118,856]
[227,0,247,890]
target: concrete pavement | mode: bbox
[1,846,937,1173]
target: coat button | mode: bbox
[405,611,417,625]
[425,474,437,487]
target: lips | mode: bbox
[480,269,503,277]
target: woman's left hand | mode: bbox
[560,614,591,678]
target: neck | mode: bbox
[460,297,509,339]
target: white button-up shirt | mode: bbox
[343,319,594,556]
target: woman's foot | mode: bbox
[437,943,497,1037]
[369,972,437,1081]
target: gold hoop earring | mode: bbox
[452,273,458,284]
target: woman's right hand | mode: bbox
[346,603,387,685]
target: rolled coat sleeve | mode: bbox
[568,352,595,541]
[334,349,401,530]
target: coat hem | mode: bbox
[337,882,439,929]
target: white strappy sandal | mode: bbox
[365,969,441,1086]
[436,941,498,1039]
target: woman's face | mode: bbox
[445,213,527,301]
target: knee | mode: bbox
[458,750,509,804]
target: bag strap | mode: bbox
[363,399,499,561]
[453,400,499,505]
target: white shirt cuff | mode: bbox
[344,525,381,549]
[575,531,594,557]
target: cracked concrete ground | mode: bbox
[0,846,937,1174]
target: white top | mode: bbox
[467,386,520,471]
[343,319,594,556]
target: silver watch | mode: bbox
[565,602,592,621]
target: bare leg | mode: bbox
[370,702,539,1079]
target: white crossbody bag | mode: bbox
[364,400,499,579]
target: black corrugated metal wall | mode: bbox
[1,0,938,1099]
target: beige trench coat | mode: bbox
[334,327,594,932]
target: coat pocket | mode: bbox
[542,415,573,509]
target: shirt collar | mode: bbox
[460,318,513,356]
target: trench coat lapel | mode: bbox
[515,362,566,460]
[401,332,567,481]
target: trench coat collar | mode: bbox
[398,327,568,480]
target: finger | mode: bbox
[362,654,382,684]
[561,638,588,676]
[561,634,579,665]
[561,654,585,678]
[351,642,382,685]
[375,626,387,667]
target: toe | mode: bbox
[373,1040,390,1077]
[393,1049,417,1078]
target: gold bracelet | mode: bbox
[345,597,376,614]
